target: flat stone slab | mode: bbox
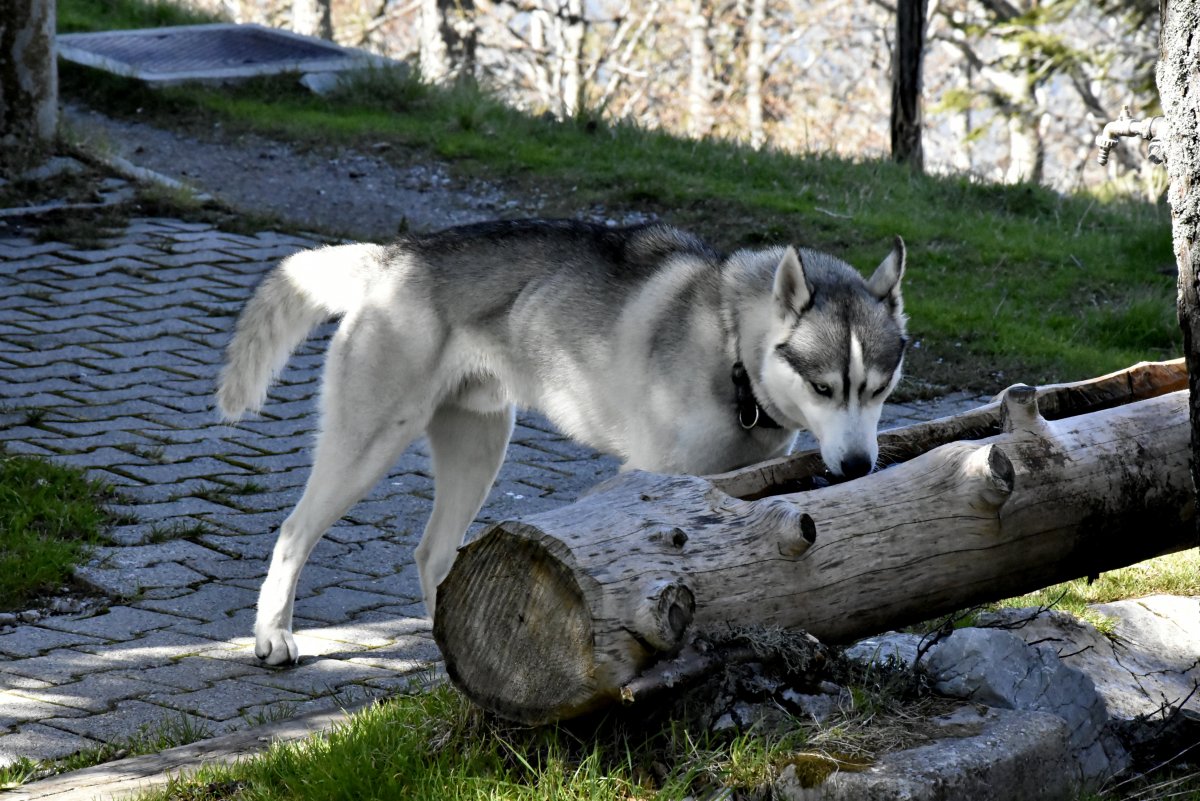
[776,706,1077,801]
[57,24,385,86]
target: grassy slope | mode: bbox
[167,79,1185,392]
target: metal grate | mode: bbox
[58,23,378,85]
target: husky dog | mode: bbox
[217,220,907,665]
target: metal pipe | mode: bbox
[1095,105,1166,166]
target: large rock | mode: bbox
[775,705,1076,801]
[981,595,1200,722]
[920,626,1127,783]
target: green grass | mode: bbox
[995,549,1200,631]
[0,451,117,611]
[57,0,220,33]
[56,24,1179,393]
[132,670,943,801]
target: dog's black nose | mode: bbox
[839,454,874,480]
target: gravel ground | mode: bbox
[63,104,543,240]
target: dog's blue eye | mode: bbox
[812,382,832,397]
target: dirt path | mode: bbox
[64,104,541,240]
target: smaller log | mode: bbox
[711,358,1185,500]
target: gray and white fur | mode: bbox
[216,219,907,665]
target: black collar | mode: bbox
[731,362,782,430]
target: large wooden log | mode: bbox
[433,361,1195,724]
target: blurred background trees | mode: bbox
[192,0,1163,193]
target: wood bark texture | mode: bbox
[434,361,1195,725]
[1157,0,1200,502]
[0,0,57,169]
[891,0,927,170]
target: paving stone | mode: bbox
[140,249,246,269]
[294,563,363,598]
[196,530,282,559]
[115,654,273,691]
[303,610,429,649]
[0,693,88,727]
[171,606,258,644]
[348,641,441,676]
[324,524,394,544]
[325,539,417,579]
[0,723,102,764]
[42,699,221,744]
[136,584,259,622]
[187,556,265,581]
[88,540,232,571]
[56,243,162,263]
[238,656,394,696]
[39,606,197,639]
[14,673,169,713]
[0,626,105,658]
[145,678,306,722]
[0,649,101,682]
[341,569,422,603]
[75,562,206,598]
[293,587,397,624]
[72,629,224,669]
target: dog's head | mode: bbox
[759,238,908,479]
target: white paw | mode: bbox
[255,627,300,665]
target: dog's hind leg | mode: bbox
[415,402,515,621]
[254,309,441,665]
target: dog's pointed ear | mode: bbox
[773,246,812,319]
[867,236,905,314]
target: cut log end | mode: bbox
[434,524,598,724]
[630,579,696,652]
[963,444,1016,510]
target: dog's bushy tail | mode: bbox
[217,243,384,421]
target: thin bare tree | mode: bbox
[293,0,333,38]
[891,0,928,169]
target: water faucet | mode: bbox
[1095,105,1166,166]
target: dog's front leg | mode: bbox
[255,511,324,665]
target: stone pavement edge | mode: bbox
[0,217,988,775]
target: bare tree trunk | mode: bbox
[891,0,926,170]
[419,0,475,83]
[529,2,556,113]
[292,0,332,39]
[686,0,713,137]
[561,0,586,116]
[745,0,766,148]
[1005,103,1044,184]
[1158,0,1200,505]
[0,0,57,173]
[995,33,1044,184]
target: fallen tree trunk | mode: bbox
[434,361,1195,724]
